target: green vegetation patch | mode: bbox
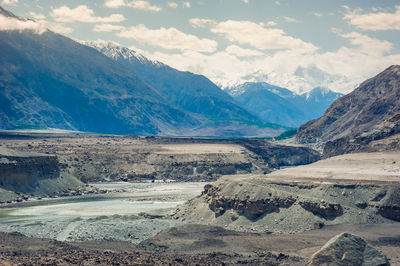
[274,129,298,140]
[10,122,47,130]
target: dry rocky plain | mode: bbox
[0,132,399,265]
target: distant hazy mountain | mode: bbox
[297,65,400,156]
[86,41,259,123]
[225,82,343,127]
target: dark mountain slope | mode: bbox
[296,65,400,156]
[0,9,198,135]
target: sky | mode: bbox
[1,0,400,94]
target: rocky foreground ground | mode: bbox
[0,134,399,265]
[0,221,399,265]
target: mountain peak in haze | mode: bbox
[225,82,296,98]
[225,82,343,127]
[306,86,331,97]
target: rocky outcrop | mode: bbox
[377,185,400,221]
[0,147,83,202]
[297,65,400,157]
[308,232,390,266]
[0,147,59,191]
[298,200,343,219]
[204,184,296,220]
[201,182,345,223]
[323,119,400,157]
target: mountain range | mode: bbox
[86,41,257,123]
[225,82,343,127]
[0,6,345,137]
[0,7,283,137]
[88,40,344,129]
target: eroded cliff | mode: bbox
[0,147,83,202]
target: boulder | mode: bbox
[309,232,389,266]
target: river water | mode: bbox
[0,182,206,243]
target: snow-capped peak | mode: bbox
[83,40,164,67]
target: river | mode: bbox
[0,182,206,243]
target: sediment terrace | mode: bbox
[174,152,400,233]
[0,147,84,203]
[0,133,320,183]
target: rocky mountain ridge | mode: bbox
[297,65,400,157]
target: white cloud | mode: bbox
[274,1,280,6]
[24,12,74,34]
[1,0,18,6]
[167,2,178,8]
[264,21,277,26]
[0,14,72,35]
[210,20,317,53]
[140,26,399,94]
[283,16,298,23]
[51,5,125,23]
[189,18,216,28]
[94,23,125,32]
[47,23,73,34]
[29,12,46,20]
[339,31,392,55]
[183,2,190,8]
[0,14,47,33]
[344,6,400,31]
[314,13,323,17]
[104,0,125,8]
[241,0,249,4]
[225,45,263,57]
[116,24,218,53]
[128,1,161,11]
[104,0,162,11]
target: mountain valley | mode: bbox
[0,4,399,266]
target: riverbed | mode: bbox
[0,182,207,243]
